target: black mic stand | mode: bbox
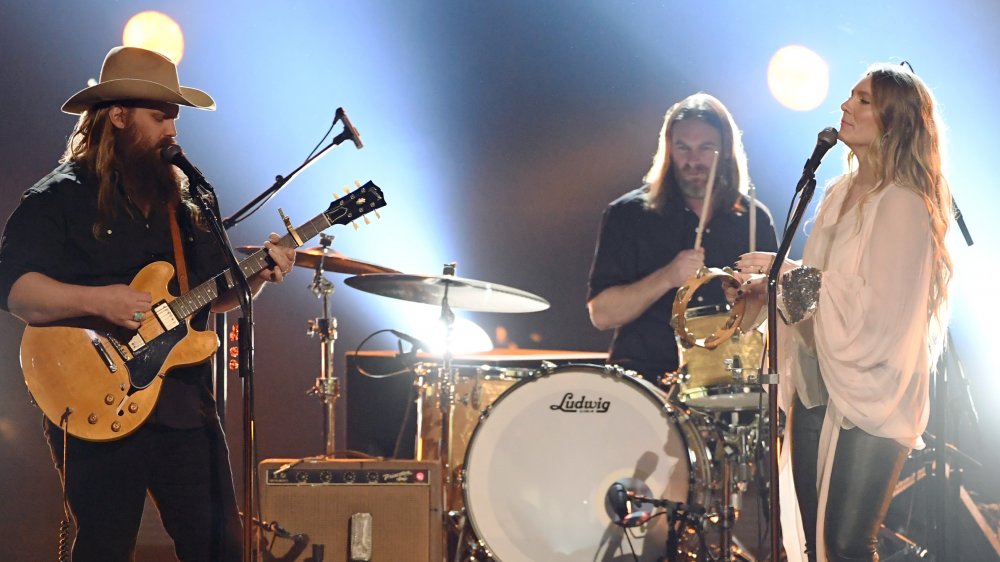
[188,177,257,562]
[765,170,820,560]
[924,198,974,560]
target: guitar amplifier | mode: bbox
[258,459,441,562]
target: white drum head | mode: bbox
[464,365,695,561]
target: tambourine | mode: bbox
[670,267,746,350]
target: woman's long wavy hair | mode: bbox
[61,104,198,238]
[643,93,751,215]
[850,63,953,357]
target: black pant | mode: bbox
[46,418,242,562]
[791,396,907,562]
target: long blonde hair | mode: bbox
[849,63,953,356]
[643,93,751,214]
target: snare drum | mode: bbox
[463,364,714,561]
[677,305,765,411]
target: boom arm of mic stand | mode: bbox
[222,131,359,229]
[765,175,818,560]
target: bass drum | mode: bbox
[462,364,714,561]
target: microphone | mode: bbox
[161,144,206,185]
[390,329,430,352]
[797,127,839,192]
[606,482,630,522]
[334,107,364,149]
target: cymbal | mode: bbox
[344,273,550,313]
[236,246,398,275]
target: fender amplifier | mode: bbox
[258,459,441,562]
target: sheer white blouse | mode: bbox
[781,174,934,448]
[778,174,937,562]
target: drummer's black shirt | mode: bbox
[588,186,778,378]
[0,161,227,428]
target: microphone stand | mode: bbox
[765,171,819,560]
[188,177,257,562]
[207,111,361,559]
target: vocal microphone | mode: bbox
[796,127,839,193]
[161,144,207,185]
[334,107,364,149]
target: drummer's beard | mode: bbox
[675,163,710,199]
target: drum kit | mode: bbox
[243,239,771,562]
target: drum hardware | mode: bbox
[237,237,399,458]
[345,264,550,559]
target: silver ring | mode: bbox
[132,312,143,322]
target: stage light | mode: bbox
[122,11,185,63]
[768,45,829,111]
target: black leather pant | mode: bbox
[791,396,907,562]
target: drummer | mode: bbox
[587,93,778,380]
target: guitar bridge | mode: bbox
[91,338,117,373]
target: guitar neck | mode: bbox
[169,213,333,320]
[167,180,385,321]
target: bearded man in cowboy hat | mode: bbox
[0,46,295,561]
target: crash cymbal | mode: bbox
[236,246,398,275]
[344,273,550,313]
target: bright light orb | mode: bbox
[122,11,185,64]
[768,45,829,112]
[409,311,494,355]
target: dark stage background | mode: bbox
[2,2,999,560]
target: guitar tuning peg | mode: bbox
[354,179,362,187]
[374,210,382,219]
[363,215,371,225]
[343,186,350,194]
[351,221,359,231]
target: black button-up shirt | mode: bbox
[0,161,227,427]
[588,186,778,378]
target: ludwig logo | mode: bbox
[549,392,611,413]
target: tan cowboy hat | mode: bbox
[62,46,216,114]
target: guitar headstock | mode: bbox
[324,181,386,228]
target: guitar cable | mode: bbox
[57,408,74,562]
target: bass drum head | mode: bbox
[463,364,709,561]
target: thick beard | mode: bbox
[675,166,709,199]
[116,126,181,211]
[678,177,707,199]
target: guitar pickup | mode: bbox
[153,301,179,330]
[91,338,117,373]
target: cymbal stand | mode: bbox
[305,234,340,457]
[437,263,458,514]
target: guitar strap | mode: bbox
[168,202,191,293]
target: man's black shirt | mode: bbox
[588,186,778,378]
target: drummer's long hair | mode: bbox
[643,93,751,215]
[849,63,952,358]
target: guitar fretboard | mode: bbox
[168,207,348,320]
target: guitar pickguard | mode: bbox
[124,323,189,389]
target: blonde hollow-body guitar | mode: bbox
[20,182,385,441]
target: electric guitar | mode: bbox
[20,182,386,441]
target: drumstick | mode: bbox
[693,150,719,251]
[749,183,757,252]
